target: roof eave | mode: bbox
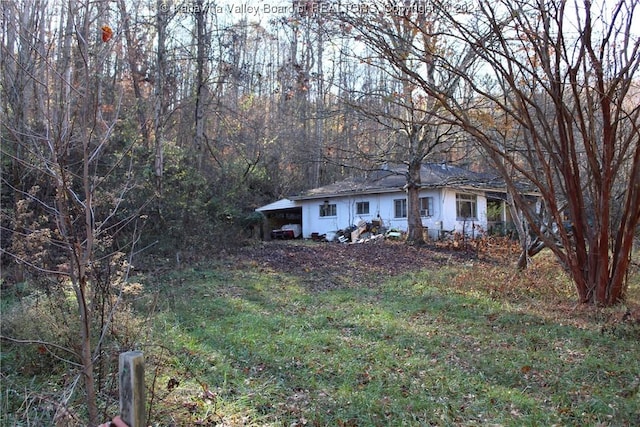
[289,178,539,202]
[290,186,404,200]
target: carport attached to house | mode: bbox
[256,198,302,240]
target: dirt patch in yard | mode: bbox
[229,239,516,290]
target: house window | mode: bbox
[456,193,477,219]
[319,203,337,217]
[356,201,370,215]
[420,197,434,217]
[394,199,407,218]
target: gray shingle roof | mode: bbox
[292,163,506,200]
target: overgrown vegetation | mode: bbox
[2,1,638,424]
[3,241,638,426]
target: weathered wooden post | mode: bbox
[119,351,145,427]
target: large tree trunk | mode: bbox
[508,193,531,270]
[153,0,166,203]
[193,0,207,171]
[406,158,425,245]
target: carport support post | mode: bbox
[119,351,145,427]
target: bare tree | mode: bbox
[118,0,151,146]
[405,0,639,305]
[336,4,479,244]
[2,0,145,422]
[154,0,168,200]
[193,0,210,170]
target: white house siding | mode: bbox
[440,188,488,236]
[294,189,491,239]
[301,195,385,239]
[381,190,443,237]
[300,189,454,239]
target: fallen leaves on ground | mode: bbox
[230,240,483,290]
[228,239,639,330]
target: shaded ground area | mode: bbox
[229,239,518,290]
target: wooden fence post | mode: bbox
[119,351,145,427]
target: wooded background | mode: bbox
[1,1,639,423]
[2,1,490,257]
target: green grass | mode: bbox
[136,261,640,426]
[1,246,637,425]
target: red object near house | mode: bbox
[271,224,301,239]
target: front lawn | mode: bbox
[136,241,640,426]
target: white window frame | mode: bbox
[356,201,370,215]
[456,193,477,220]
[419,196,434,217]
[394,199,407,218]
[320,203,337,217]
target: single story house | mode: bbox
[257,163,535,240]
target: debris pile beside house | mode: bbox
[311,218,406,244]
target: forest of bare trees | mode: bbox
[1,0,639,424]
